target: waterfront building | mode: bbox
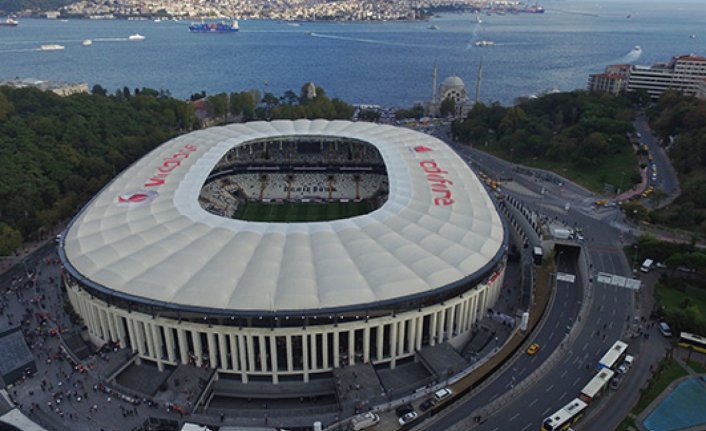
[588,54,706,99]
[0,78,89,96]
[427,75,473,118]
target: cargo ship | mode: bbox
[188,20,239,33]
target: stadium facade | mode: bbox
[59,120,507,383]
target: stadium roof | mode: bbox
[62,120,504,313]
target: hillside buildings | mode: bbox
[588,54,706,99]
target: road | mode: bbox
[634,113,680,208]
[416,123,668,431]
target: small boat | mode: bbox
[632,45,641,53]
[428,24,439,30]
[82,39,92,46]
[128,33,145,41]
[40,44,65,51]
[0,16,18,26]
[690,34,696,39]
[475,40,495,47]
[475,15,483,24]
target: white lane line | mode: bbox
[542,407,551,416]
[560,391,567,401]
[545,384,555,393]
[522,423,532,431]
[530,399,539,407]
[509,413,519,422]
[582,343,588,351]
[560,370,568,378]
[573,376,581,385]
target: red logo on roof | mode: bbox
[115,190,158,208]
[414,145,434,153]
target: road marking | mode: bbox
[509,413,519,422]
[582,343,588,351]
[560,391,567,400]
[609,321,614,329]
[522,423,532,431]
[560,370,568,378]
[545,384,554,393]
[542,407,551,416]
[573,376,581,385]
[530,399,539,407]
[612,309,616,316]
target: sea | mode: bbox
[0,0,704,107]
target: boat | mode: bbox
[475,15,482,24]
[128,33,145,41]
[690,34,696,39]
[0,16,18,26]
[632,45,641,53]
[475,40,495,47]
[188,19,239,33]
[40,44,65,51]
[428,24,439,30]
[82,39,93,46]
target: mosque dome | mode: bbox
[440,75,465,91]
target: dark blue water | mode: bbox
[0,0,704,106]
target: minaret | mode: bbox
[431,58,438,105]
[475,56,483,104]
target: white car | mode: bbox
[398,411,418,426]
[432,387,453,403]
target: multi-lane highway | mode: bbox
[415,125,657,431]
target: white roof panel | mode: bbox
[63,120,504,312]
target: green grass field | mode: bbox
[232,201,373,222]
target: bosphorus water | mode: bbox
[0,0,704,106]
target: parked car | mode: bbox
[432,387,453,404]
[398,410,418,426]
[395,404,414,416]
[419,399,434,412]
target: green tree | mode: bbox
[440,96,456,117]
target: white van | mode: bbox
[640,259,654,273]
[351,412,380,431]
[658,322,672,337]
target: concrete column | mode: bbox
[363,327,370,363]
[322,332,329,369]
[333,331,340,368]
[397,320,405,356]
[429,313,438,346]
[302,333,309,383]
[286,335,293,372]
[269,336,279,384]
[135,321,147,356]
[207,332,217,368]
[415,316,423,350]
[376,325,384,361]
[229,334,239,371]
[218,333,228,371]
[348,329,355,366]
[126,317,138,353]
[192,330,203,367]
[106,310,118,342]
[390,320,398,368]
[406,318,415,353]
[258,336,267,372]
[238,335,249,383]
[150,323,164,371]
[437,309,446,343]
[447,305,456,338]
[310,333,318,371]
[460,299,469,332]
[177,328,189,364]
[164,327,175,363]
[144,322,155,357]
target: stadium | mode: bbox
[58,120,507,384]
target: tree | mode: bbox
[440,96,456,117]
[91,85,107,96]
[0,223,22,256]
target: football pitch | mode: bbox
[233,201,373,222]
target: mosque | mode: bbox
[425,62,481,118]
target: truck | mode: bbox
[640,258,653,273]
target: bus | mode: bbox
[597,341,628,371]
[678,332,706,354]
[541,398,588,431]
[579,368,615,404]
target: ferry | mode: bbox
[128,33,146,41]
[40,44,65,51]
[82,39,93,46]
[188,20,239,33]
[475,40,495,47]
[632,45,642,53]
[428,24,439,30]
[0,16,18,26]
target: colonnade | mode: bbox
[65,268,503,383]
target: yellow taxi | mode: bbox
[527,343,540,356]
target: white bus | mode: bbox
[597,340,628,370]
[541,398,588,431]
[579,368,615,404]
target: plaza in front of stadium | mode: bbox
[54,120,519,429]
